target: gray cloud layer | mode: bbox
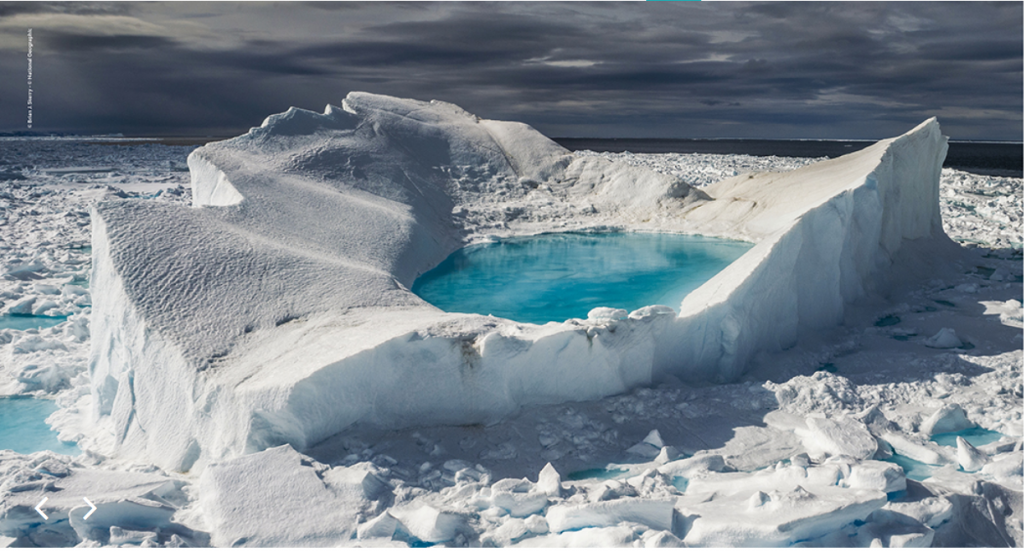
[1,2,1020,140]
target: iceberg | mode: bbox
[87,92,952,472]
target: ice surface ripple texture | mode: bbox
[89,92,952,472]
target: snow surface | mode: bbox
[0,97,1020,547]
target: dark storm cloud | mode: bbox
[295,1,430,12]
[0,1,1019,140]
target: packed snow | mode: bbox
[0,94,1019,547]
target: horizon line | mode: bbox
[2,133,1021,145]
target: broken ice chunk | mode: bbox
[922,328,964,349]
[658,454,727,479]
[536,463,562,497]
[586,307,628,322]
[546,498,674,533]
[801,416,878,460]
[845,461,906,494]
[392,504,468,544]
[920,403,975,436]
[653,446,680,465]
[357,511,398,540]
[956,436,989,472]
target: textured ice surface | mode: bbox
[412,232,752,324]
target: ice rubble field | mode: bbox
[0,94,1020,547]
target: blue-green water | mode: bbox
[881,429,1006,482]
[672,476,688,492]
[566,467,629,481]
[412,232,752,325]
[0,314,68,331]
[885,454,934,482]
[0,398,80,455]
[931,427,1005,448]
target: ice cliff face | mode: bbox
[88,92,951,472]
[664,120,954,382]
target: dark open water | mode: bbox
[554,138,1023,178]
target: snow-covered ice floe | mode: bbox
[85,92,957,473]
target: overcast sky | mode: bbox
[1,2,1020,140]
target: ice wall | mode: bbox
[664,119,953,381]
[88,92,950,471]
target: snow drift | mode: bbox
[87,92,950,471]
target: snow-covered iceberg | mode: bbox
[87,92,951,472]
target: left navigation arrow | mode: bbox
[34,497,48,520]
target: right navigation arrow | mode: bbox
[83,497,97,520]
